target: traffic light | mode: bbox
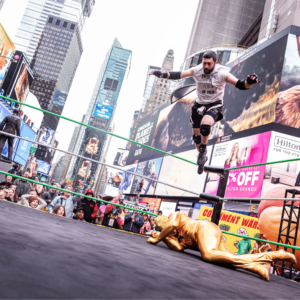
[250,205,255,213]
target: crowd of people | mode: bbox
[0,171,163,235]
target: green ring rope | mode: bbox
[1,170,300,251]
[0,95,197,166]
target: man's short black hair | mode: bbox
[203,50,217,62]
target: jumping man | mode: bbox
[150,50,259,174]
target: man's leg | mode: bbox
[197,222,296,281]
[0,135,7,158]
[7,137,14,161]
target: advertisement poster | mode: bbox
[205,132,271,198]
[107,167,123,188]
[222,35,287,136]
[140,197,161,215]
[198,206,260,254]
[83,127,103,159]
[119,164,137,193]
[261,132,300,197]
[93,103,113,120]
[52,91,68,107]
[38,126,55,147]
[113,149,129,167]
[275,34,300,128]
[159,200,177,217]
[155,147,213,196]
[0,23,15,88]
[130,157,163,195]
[36,159,51,175]
[127,111,161,163]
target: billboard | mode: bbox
[155,146,213,197]
[275,34,300,129]
[130,157,163,195]
[38,126,55,147]
[119,164,137,193]
[52,91,68,107]
[0,23,15,88]
[36,159,51,175]
[198,206,260,254]
[93,103,113,120]
[261,132,300,197]
[205,132,271,198]
[113,149,129,167]
[220,35,287,137]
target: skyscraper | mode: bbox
[14,0,95,130]
[185,0,265,59]
[0,0,5,11]
[67,38,131,190]
[127,50,174,147]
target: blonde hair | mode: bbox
[226,142,241,166]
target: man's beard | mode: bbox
[204,68,214,74]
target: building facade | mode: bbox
[185,0,266,59]
[14,0,95,130]
[67,38,131,191]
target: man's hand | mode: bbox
[245,74,260,89]
[149,70,168,78]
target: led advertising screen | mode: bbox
[38,126,55,147]
[93,103,113,120]
[113,149,129,167]
[0,23,15,89]
[52,91,68,107]
[36,159,51,175]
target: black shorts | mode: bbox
[190,102,223,129]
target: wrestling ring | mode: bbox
[0,95,300,298]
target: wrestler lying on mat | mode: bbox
[147,212,296,281]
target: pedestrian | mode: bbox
[48,186,81,218]
[20,195,47,210]
[76,189,98,223]
[73,207,85,222]
[234,235,253,255]
[140,214,152,235]
[102,192,124,229]
[52,205,66,217]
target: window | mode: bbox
[155,97,157,99]
[55,20,61,26]
[164,85,166,88]
[70,24,75,30]
[165,80,167,83]
[48,17,53,24]
[160,84,162,87]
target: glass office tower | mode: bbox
[0,0,5,11]
[67,38,131,191]
[14,0,95,130]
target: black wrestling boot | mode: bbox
[197,148,208,175]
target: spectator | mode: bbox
[234,235,253,255]
[252,233,272,254]
[158,210,163,216]
[0,188,10,201]
[123,205,144,233]
[20,195,47,210]
[7,188,17,202]
[52,205,66,217]
[31,177,43,195]
[48,186,81,218]
[40,183,61,206]
[73,207,85,222]
[28,188,38,196]
[149,216,157,231]
[14,171,31,198]
[0,175,13,188]
[10,184,17,191]
[140,214,152,235]
[102,192,124,229]
[77,189,98,223]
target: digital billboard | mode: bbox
[0,23,15,89]
[38,126,55,147]
[93,103,113,120]
[52,91,68,107]
[36,159,51,175]
[113,149,129,167]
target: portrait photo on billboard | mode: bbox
[127,112,161,163]
[155,147,213,197]
[130,157,163,195]
[275,34,300,129]
[83,127,103,159]
[221,35,288,136]
[205,132,271,199]
[261,132,300,198]
[0,23,15,88]
[119,164,137,193]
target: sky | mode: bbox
[0,0,198,168]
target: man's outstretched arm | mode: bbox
[226,72,259,90]
[149,67,194,80]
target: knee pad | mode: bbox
[200,124,211,137]
[193,134,201,144]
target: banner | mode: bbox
[198,206,260,254]
[93,103,113,120]
[205,132,271,198]
[52,91,68,107]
